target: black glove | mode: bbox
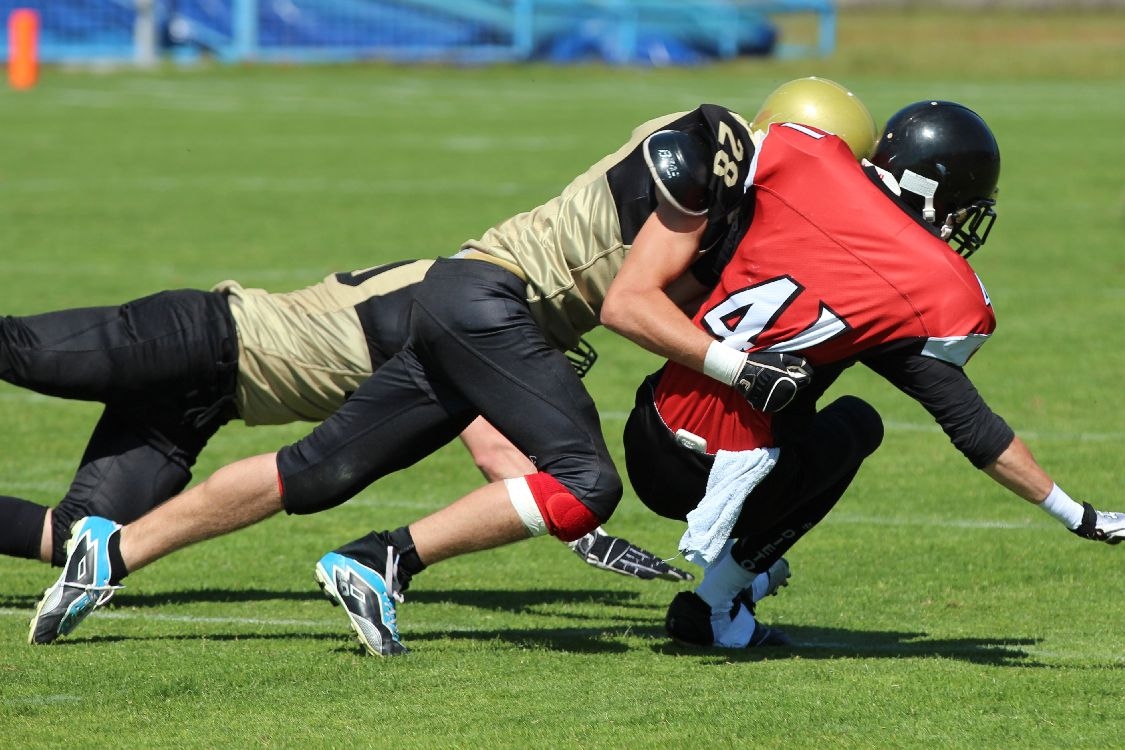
[569,528,694,581]
[733,352,813,413]
[1072,502,1125,544]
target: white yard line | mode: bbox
[0,607,325,628]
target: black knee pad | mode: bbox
[585,470,624,524]
[277,442,359,515]
[825,395,884,457]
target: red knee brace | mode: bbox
[524,472,600,542]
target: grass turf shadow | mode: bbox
[656,625,1045,667]
[10,588,1071,666]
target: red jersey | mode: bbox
[655,122,996,452]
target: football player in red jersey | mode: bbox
[612,100,1125,649]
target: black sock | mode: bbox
[387,526,426,578]
[0,496,48,560]
[334,527,425,591]
[106,531,128,584]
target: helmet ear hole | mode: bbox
[870,101,1001,254]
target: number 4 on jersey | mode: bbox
[700,276,849,354]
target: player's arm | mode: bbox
[865,345,1125,543]
[981,435,1051,502]
[983,436,1125,543]
[458,416,536,482]
[601,131,809,413]
[601,195,713,370]
[663,269,712,318]
[601,129,718,369]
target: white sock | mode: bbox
[1039,484,1085,530]
[695,542,756,614]
[748,571,773,604]
[712,603,758,648]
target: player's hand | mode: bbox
[733,352,813,413]
[569,528,694,581]
[1072,502,1125,544]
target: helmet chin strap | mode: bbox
[868,162,955,236]
[868,161,958,237]
[939,214,956,240]
[899,169,940,224]
[921,195,937,224]
[940,205,974,242]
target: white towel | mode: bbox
[679,447,780,567]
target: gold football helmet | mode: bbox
[751,76,878,160]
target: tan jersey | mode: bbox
[461,105,755,350]
[214,260,433,425]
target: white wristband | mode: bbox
[703,341,747,386]
[1039,483,1085,530]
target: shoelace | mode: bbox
[61,581,122,607]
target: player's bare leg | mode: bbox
[316,481,532,656]
[410,481,530,564]
[39,509,53,563]
[118,452,283,573]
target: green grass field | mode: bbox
[1,9,1124,748]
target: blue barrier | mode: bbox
[0,0,833,66]
[0,0,136,63]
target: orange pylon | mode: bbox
[8,9,39,90]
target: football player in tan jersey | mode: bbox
[1,260,689,580]
[30,78,878,655]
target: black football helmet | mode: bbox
[869,101,1000,257]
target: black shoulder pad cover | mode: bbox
[644,130,711,215]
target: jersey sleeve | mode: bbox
[696,104,757,218]
[863,342,1014,468]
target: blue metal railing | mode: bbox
[1,0,834,66]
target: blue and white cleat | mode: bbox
[29,516,123,645]
[315,550,408,656]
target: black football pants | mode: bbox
[0,290,237,564]
[278,258,622,522]
[624,372,883,573]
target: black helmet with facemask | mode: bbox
[870,100,1000,257]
